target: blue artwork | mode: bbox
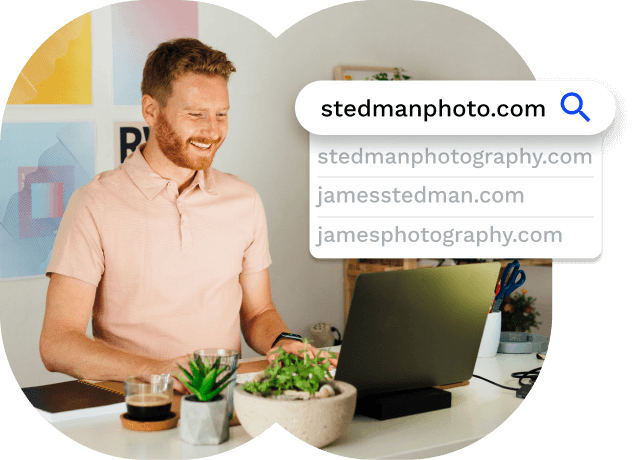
[0,122,95,280]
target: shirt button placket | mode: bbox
[179,201,192,248]
[167,182,179,201]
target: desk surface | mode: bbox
[49,350,540,459]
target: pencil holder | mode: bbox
[477,312,501,358]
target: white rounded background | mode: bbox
[0,2,554,460]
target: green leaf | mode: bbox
[177,363,194,383]
[207,378,232,400]
[191,386,206,401]
[213,368,234,390]
[175,373,189,389]
[188,357,198,373]
[199,362,209,377]
[188,359,202,386]
[175,374,199,398]
[243,377,269,394]
[313,367,325,381]
[199,366,224,395]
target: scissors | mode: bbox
[491,260,526,313]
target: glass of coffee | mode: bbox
[193,349,239,422]
[124,374,173,421]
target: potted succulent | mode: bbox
[501,289,542,332]
[234,340,357,448]
[176,356,234,445]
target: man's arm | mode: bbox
[40,273,191,392]
[239,268,337,368]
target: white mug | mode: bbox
[477,312,501,358]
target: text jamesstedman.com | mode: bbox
[310,140,599,258]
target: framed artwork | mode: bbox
[0,122,95,280]
[333,65,398,81]
[114,121,150,165]
[7,13,92,105]
[112,0,198,105]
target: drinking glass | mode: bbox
[123,374,173,421]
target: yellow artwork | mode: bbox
[8,13,91,105]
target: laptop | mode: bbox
[334,262,500,400]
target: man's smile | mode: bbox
[189,139,213,150]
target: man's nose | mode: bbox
[201,118,221,140]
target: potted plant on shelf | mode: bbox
[501,289,542,332]
[234,340,357,448]
[366,67,411,80]
[176,356,234,445]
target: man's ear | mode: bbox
[142,94,160,127]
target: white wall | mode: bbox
[0,0,540,388]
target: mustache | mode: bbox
[188,136,218,145]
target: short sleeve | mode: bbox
[241,189,272,274]
[46,187,104,286]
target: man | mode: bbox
[40,38,334,393]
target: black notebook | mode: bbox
[22,380,126,422]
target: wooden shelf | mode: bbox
[498,259,552,269]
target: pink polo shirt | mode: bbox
[47,145,271,359]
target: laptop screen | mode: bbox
[335,263,500,398]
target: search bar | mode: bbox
[295,81,615,135]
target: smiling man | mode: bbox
[39,39,332,393]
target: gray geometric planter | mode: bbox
[179,395,229,445]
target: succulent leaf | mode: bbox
[177,356,235,402]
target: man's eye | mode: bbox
[189,113,202,117]
[218,113,227,117]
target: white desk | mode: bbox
[50,351,541,459]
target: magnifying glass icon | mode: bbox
[561,92,590,122]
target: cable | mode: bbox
[472,374,518,391]
[473,367,542,393]
[511,367,541,386]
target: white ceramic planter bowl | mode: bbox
[234,381,357,448]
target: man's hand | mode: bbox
[266,339,338,371]
[143,356,194,394]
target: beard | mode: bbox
[154,111,217,171]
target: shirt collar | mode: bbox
[124,143,218,200]
[193,165,219,196]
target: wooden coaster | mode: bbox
[435,380,469,390]
[120,412,179,431]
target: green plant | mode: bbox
[176,356,234,402]
[242,339,336,396]
[501,289,542,333]
[367,67,411,81]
